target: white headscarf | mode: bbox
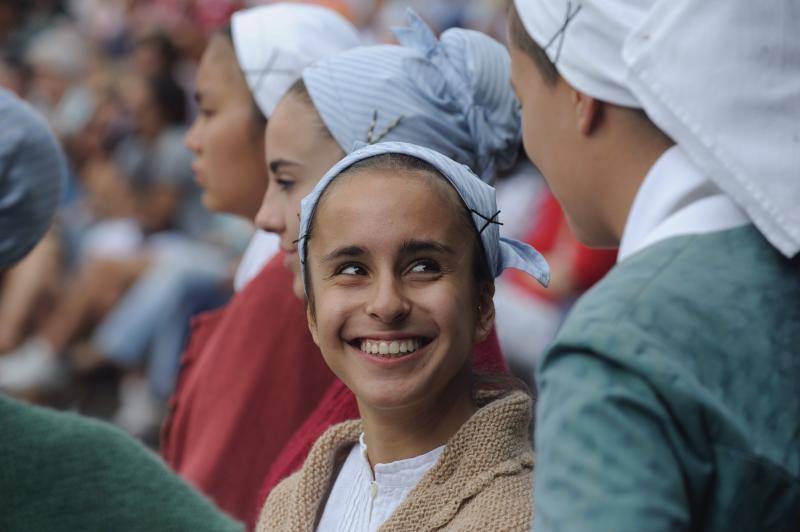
[514,0,800,257]
[231,3,361,118]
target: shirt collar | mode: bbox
[358,433,445,488]
[618,145,750,263]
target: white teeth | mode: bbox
[358,338,423,357]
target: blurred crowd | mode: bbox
[0,0,613,443]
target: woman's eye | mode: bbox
[275,176,294,191]
[409,259,440,274]
[338,264,365,276]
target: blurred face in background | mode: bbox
[119,74,160,139]
[184,34,267,219]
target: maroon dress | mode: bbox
[161,253,335,527]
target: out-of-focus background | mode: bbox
[0,0,615,445]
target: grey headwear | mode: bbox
[298,142,550,292]
[303,10,521,183]
[0,89,65,269]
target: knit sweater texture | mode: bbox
[257,390,533,531]
[256,329,508,505]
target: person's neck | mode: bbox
[358,364,477,468]
[596,129,674,246]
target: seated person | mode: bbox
[508,1,800,530]
[258,141,549,531]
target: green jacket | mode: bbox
[534,226,800,532]
[0,394,243,532]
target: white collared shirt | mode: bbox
[618,146,751,263]
[316,434,445,532]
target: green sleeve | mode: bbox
[0,397,243,532]
[533,351,691,532]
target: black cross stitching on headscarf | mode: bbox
[470,209,503,234]
[366,110,405,144]
[543,1,583,65]
[241,49,297,97]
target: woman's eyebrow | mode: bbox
[268,158,302,174]
[321,245,365,264]
[400,239,454,256]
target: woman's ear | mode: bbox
[572,89,603,136]
[473,283,496,344]
[306,303,320,347]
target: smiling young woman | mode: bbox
[253,15,524,505]
[305,159,491,463]
[257,142,549,531]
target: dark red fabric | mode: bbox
[161,253,335,528]
[255,327,508,508]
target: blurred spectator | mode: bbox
[0,65,239,439]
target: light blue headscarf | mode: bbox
[0,89,65,270]
[302,10,520,183]
[298,142,549,290]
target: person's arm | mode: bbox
[533,350,691,532]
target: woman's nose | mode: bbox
[365,274,411,324]
[254,189,284,234]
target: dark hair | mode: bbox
[149,74,187,125]
[135,31,178,76]
[507,3,559,86]
[302,153,493,317]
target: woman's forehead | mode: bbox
[312,171,467,249]
[197,37,245,93]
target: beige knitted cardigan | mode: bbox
[257,390,534,531]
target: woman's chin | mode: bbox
[349,377,430,413]
[291,275,305,300]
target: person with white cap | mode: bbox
[161,4,361,527]
[0,87,243,532]
[507,1,800,530]
[258,141,547,531]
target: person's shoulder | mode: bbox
[556,226,792,349]
[0,393,122,453]
[0,396,243,531]
[447,467,533,531]
[257,421,362,531]
[256,470,301,532]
